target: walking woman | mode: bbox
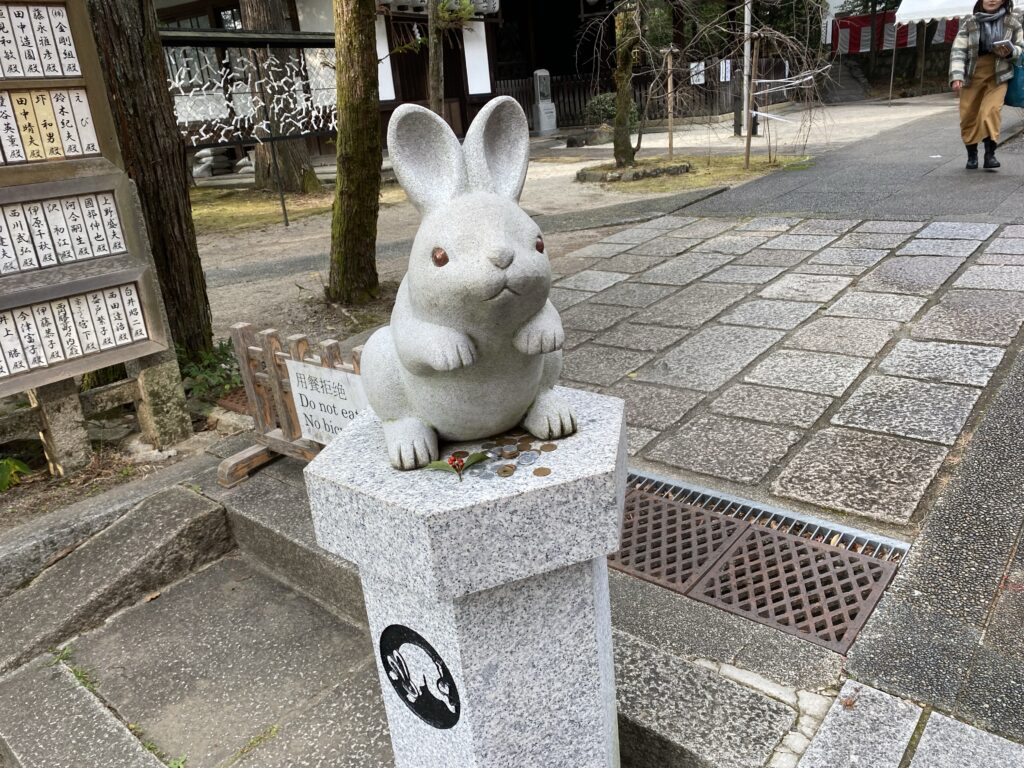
[950,0,1024,169]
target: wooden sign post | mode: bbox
[0,2,190,475]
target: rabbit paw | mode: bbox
[513,303,564,356]
[523,390,577,440]
[429,332,477,371]
[383,418,439,470]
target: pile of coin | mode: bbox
[460,431,561,480]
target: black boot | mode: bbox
[984,138,1000,169]
[967,143,979,169]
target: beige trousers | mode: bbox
[960,54,1007,145]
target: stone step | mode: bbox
[0,655,165,768]
[0,486,232,674]
[615,631,797,768]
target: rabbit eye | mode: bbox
[431,247,449,267]
[535,235,545,253]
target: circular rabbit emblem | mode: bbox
[379,624,460,729]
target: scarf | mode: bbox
[976,6,1008,52]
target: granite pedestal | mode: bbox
[305,388,626,768]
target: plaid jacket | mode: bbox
[950,14,1024,86]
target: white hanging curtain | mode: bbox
[894,0,973,25]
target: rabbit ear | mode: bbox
[387,104,468,212]
[463,96,530,201]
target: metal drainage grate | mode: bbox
[610,473,907,654]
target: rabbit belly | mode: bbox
[404,355,545,441]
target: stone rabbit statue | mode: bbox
[361,96,577,470]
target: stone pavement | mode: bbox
[554,214,1024,533]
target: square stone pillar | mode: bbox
[305,388,626,768]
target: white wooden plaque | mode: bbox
[28,5,60,78]
[120,283,147,340]
[46,4,78,77]
[32,302,64,363]
[7,6,42,79]
[86,289,115,349]
[3,203,38,271]
[0,6,23,78]
[60,196,92,260]
[68,88,97,155]
[13,305,47,368]
[50,90,82,156]
[42,197,74,263]
[0,209,17,274]
[0,310,28,374]
[78,193,110,256]
[69,293,98,354]
[0,91,27,163]
[23,199,57,267]
[50,297,81,359]
[96,192,125,253]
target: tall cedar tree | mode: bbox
[326,0,381,303]
[428,0,445,114]
[238,0,322,194]
[86,0,213,363]
[614,2,641,167]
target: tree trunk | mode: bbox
[238,0,322,194]
[326,0,381,304]
[868,0,879,77]
[86,0,212,363]
[613,3,639,168]
[427,0,444,116]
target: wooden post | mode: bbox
[126,352,192,449]
[258,329,301,441]
[744,35,760,170]
[28,379,92,476]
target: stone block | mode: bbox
[793,263,869,276]
[633,215,697,229]
[563,344,654,386]
[632,253,734,286]
[696,233,770,254]
[910,713,1024,768]
[736,216,802,231]
[832,232,911,249]
[710,384,832,428]
[647,413,802,483]
[627,426,658,455]
[602,253,667,273]
[773,427,947,524]
[720,299,821,329]
[760,274,852,302]
[29,378,91,475]
[896,239,980,258]
[130,356,193,449]
[626,237,693,257]
[762,234,837,251]
[853,220,924,234]
[797,681,921,768]
[917,221,997,240]
[878,339,1004,387]
[827,292,926,321]
[956,265,1024,291]
[557,269,631,292]
[809,247,888,267]
[602,380,704,430]
[637,325,783,391]
[669,218,737,238]
[859,256,965,296]
[982,237,1024,255]
[789,219,859,235]
[735,248,813,267]
[745,349,869,396]
[832,374,980,445]
[595,322,688,351]
[704,265,786,284]
[641,281,753,327]
[602,227,662,245]
[592,282,679,307]
[561,301,637,331]
[785,316,899,358]
[550,287,592,310]
[0,656,166,768]
[977,252,1024,265]
[569,242,633,259]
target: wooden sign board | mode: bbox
[0,1,169,399]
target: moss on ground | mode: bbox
[586,153,812,194]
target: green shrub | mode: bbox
[584,92,638,129]
[178,339,242,402]
[0,457,30,492]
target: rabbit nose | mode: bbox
[488,248,514,270]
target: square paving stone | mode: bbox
[601,227,662,245]
[710,383,832,428]
[745,349,869,396]
[563,329,596,350]
[560,343,654,386]
[567,242,632,259]
[859,256,965,296]
[602,253,667,273]
[596,322,689,351]
[832,374,980,445]
[762,234,837,251]
[556,269,630,292]
[981,238,1024,255]
[911,289,1024,346]
[956,265,1024,291]
[634,215,697,230]
[977,252,1024,266]
[634,253,734,286]
[798,681,922,768]
[647,413,802,483]
[734,248,812,267]
[793,263,869,276]
[641,281,754,327]
[772,427,948,524]
[854,220,925,234]
[789,219,859,235]
[668,218,737,238]
[560,301,637,331]
[603,380,704,430]
[1001,224,1024,237]
[591,281,679,308]
[759,274,852,302]
[828,291,926,321]
[809,247,888,267]
[627,237,696,257]
[550,287,592,310]
[736,216,802,231]
[785,316,900,357]
[832,232,911,249]
[703,265,786,284]
[910,712,1024,768]
[878,339,1004,387]
[549,256,598,278]
[694,233,769,254]
[896,239,980,258]
[918,221,998,240]
[719,299,820,329]
[636,325,784,391]
[627,426,659,456]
